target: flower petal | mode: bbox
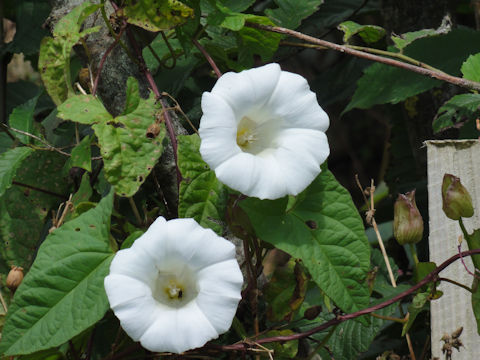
[199,92,238,129]
[210,63,281,118]
[199,125,240,170]
[196,260,243,333]
[197,259,244,299]
[266,70,329,132]
[107,247,157,286]
[110,293,159,341]
[140,301,218,353]
[163,218,238,271]
[104,273,152,308]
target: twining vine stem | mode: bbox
[110,1,182,186]
[246,22,480,92]
[212,249,480,351]
[193,39,222,78]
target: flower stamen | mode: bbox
[165,281,184,300]
[236,116,258,150]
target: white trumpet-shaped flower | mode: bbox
[199,63,330,200]
[104,217,243,354]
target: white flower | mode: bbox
[199,63,330,200]
[104,217,243,354]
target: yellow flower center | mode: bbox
[236,116,258,150]
[165,280,184,300]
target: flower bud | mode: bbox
[441,174,474,220]
[393,190,424,245]
[6,266,24,292]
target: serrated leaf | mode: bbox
[402,291,429,336]
[0,147,33,198]
[70,135,93,172]
[0,191,115,356]
[8,95,40,144]
[265,0,323,29]
[241,169,370,313]
[124,0,193,32]
[177,134,227,234]
[315,304,396,360]
[345,28,480,113]
[461,53,480,82]
[338,21,385,44]
[432,94,480,133]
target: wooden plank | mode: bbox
[426,140,480,359]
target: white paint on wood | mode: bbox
[427,140,480,359]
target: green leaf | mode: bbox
[0,147,33,198]
[177,134,227,235]
[461,53,480,82]
[38,37,66,105]
[220,0,254,12]
[345,28,480,112]
[432,94,480,133]
[58,79,165,197]
[472,278,480,335]
[263,330,298,359]
[8,95,40,144]
[466,229,480,272]
[14,151,70,210]
[264,260,308,322]
[0,187,44,270]
[124,0,194,32]
[413,261,436,284]
[316,304,396,360]
[237,15,282,66]
[241,169,371,313]
[338,21,385,44]
[402,291,429,336]
[392,29,441,51]
[0,191,115,356]
[70,135,93,172]
[265,0,323,29]
[94,80,165,197]
[38,2,100,105]
[57,95,113,124]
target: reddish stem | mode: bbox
[246,22,480,92]
[211,248,480,351]
[193,39,222,78]
[110,1,181,186]
[92,25,126,96]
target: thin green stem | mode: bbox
[100,0,137,64]
[370,312,406,323]
[250,23,480,92]
[439,277,473,293]
[128,197,142,226]
[346,45,444,73]
[459,217,470,241]
[306,325,338,360]
[409,243,420,268]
